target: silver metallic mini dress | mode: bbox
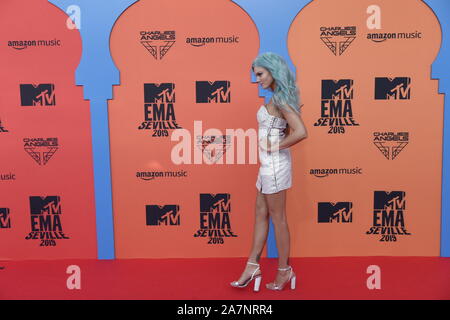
[256,105,292,194]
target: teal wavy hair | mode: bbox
[252,52,301,113]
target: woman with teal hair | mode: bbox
[230,52,307,291]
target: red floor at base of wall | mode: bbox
[0,257,449,300]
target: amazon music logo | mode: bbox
[0,208,11,229]
[146,205,180,226]
[7,39,62,50]
[366,5,423,43]
[375,77,411,100]
[0,173,16,182]
[136,170,188,181]
[185,35,239,47]
[320,26,356,56]
[318,202,353,223]
[140,30,175,60]
[367,31,422,43]
[23,137,59,165]
[20,84,56,106]
[366,191,411,242]
[25,196,70,246]
[196,81,231,103]
[310,167,363,178]
[194,193,237,244]
[373,132,409,160]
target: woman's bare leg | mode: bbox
[234,190,269,284]
[265,190,292,287]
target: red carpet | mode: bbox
[0,257,449,300]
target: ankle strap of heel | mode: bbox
[247,262,260,267]
[278,266,292,271]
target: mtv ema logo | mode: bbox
[194,193,237,244]
[318,202,353,223]
[0,118,8,133]
[25,196,70,246]
[196,81,231,103]
[366,191,411,242]
[0,208,11,229]
[146,205,180,226]
[320,26,356,56]
[314,79,359,134]
[23,137,59,165]
[20,84,56,106]
[138,83,182,137]
[140,31,175,60]
[196,135,231,164]
[373,132,409,160]
[375,77,411,100]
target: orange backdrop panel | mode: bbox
[0,0,97,259]
[109,0,262,258]
[288,0,442,256]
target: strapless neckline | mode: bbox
[261,105,286,122]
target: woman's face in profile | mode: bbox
[254,66,274,91]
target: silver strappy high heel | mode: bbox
[230,262,262,292]
[266,265,296,291]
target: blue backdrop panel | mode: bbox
[45,0,450,259]
[233,0,312,258]
[424,0,450,257]
[49,0,138,259]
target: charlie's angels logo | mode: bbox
[138,83,182,137]
[25,196,70,245]
[314,79,359,134]
[375,77,411,100]
[0,118,8,133]
[366,191,411,242]
[140,31,175,60]
[320,26,356,56]
[146,205,180,226]
[196,81,231,103]
[318,202,353,223]
[0,208,11,229]
[23,138,59,165]
[373,132,409,160]
[20,84,56,106]
[196,135,231,164]
[194,193,237,244]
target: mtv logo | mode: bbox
[29,196,61,215]
[20,84,56,106]
[318,202,353,223]
[196,81,231,103]
[322,80,353,100]
[374,191,405,210]
[146,205,180,226]
[375,77,411,100]
[144,83,175,103]
[0,208,11,228]
[200,194,231,213]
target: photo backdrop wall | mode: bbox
[1,0,449,259]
